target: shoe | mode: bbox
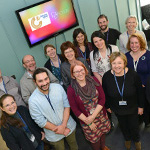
[102,146,110,150]
[135,141,141,150]
[125,141,131,150]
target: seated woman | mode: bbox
[0,94,44,150]
[60,41,91,91]
[44,44,64,85]
[119,15,147,53]
[73,28,93,65]
[90,31,119,84]
[67,61,110,150]
[102,52,144,150]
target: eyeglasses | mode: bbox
[3,101,16,108]
[24,59,35,64]
[64,49,74,55]
[73,68,85,75]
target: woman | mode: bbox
[73,28,93,65]
[102,52,144,150]
[90,31,119,84]
[126,33,150,126]
[0,94,44,150]
[119,15,147,53]
[67,61,110,150]
[60,41,90,91]
[44,44,64,85]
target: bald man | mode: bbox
[20,55,59,104]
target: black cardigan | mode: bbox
[102,69,144,115]
[44,54,64,73]
[1,106,43,150]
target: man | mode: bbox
[97,14,121,45]
[20,55,58,104]
[29,68,78,150]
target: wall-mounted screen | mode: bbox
[16,0,78,47]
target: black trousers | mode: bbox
[116,113,140,142]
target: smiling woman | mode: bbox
[102,52,144,150]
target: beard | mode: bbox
[37,83,50,92]
[100,25,108,31]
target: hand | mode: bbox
[138,108,143,115]
[142,84,145,87]
[89,122,97,131]
[107,108,112,113]
[53,125,66,135]
[41,132,45,140]
[63,128,70,136]
[85,115,94,125]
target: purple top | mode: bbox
[126,50,150,86]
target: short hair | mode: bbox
[44,44,56,55]
[125,15,138,26]
[110,52,127,68]
[33,68,49,81]
[22,55,35,64]
[73,28,88,47]
[126,33,146,51]
[0,94,15,108]
[70,61,88,78]
[97,14,108,23]
[60,41,78,61]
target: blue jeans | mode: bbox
[36,141,44,150]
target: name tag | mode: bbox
[30,134,35,142]
[119,101,127,106]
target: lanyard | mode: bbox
[106,28,109,42]
[17,111,30,133]
[50,55,61,69]
[45,92,55,112]
[3,80,7,94]
[79,48,86,59]
[127,31,129,39]
[113,69,126,99]
[133,59,139,72]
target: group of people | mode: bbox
[0,14,150,150]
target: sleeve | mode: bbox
[43,67,59,84]
[134,72,144,108]
[20,80,30,105]
[102,74,110,109]
[61,64,70,91]
[119,34,127,53]
[94,77,106,106]
[1,128,21,150]
[115,29,121,39]
[29,100,47,128]
[141,31,148,49]
[90,51,98,73]
[146,76,150,104]
[67,86,82,117]
[111,45,119,52]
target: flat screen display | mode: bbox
[16,0,78,47]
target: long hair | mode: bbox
[0,94,24,129]
[91,30,110,60]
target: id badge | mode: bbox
[30,134,35,142]
[119,101,127,106]
[90,108,95,115]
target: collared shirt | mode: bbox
[29,83,76,142]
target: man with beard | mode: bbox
[20,55,58,104]
[29,68,78,150]
[97,14,121,45]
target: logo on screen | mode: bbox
[28,12,51,31]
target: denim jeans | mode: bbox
[36,141,44,150]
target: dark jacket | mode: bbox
[1,106,43,150]
[44,54,64,72]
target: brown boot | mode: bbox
[135,142,141,150]
[102,146,110,150]
[125,141,131,150]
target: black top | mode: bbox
[44,54,64,72]
[102,28,121,45]
[1,106,42,150]
[102,69,144,115]
[146,76,150,103]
